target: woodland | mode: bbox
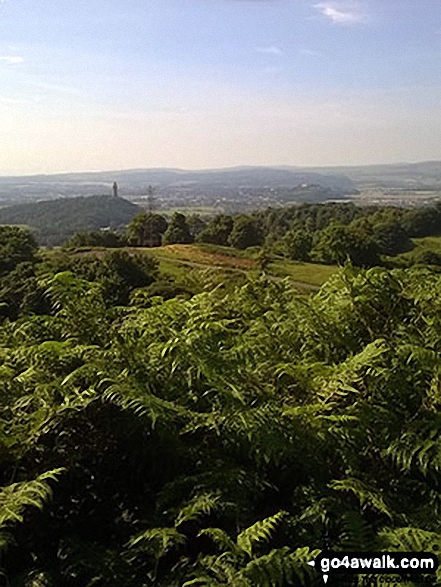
[60,200,441,266]
[2,202,441,586]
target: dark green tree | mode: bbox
[66,230,126,248]
[0,262,49,319]
[41,250,158,306]
[401,206,441,237]
[282,229,313,261]
[198,214,233,246]
[0,226,38,275]
[127,212,168,247]
[228,215,264,250]
[370,220,413,256]
[311,222,379,267]
[163,213,193,245]
[186,213,207,241]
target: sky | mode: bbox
[1,0,441,174]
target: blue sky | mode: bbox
[1,0,441,174]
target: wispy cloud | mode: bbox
[255,45,283,56]
[314,2,366,25]
[0,55,24,64]
[300,48,323,57]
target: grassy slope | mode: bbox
[54,243,337,289]
[389,235,441,265]
[412,236,441,253]
[268,258,338,286]
[140,244,337,288]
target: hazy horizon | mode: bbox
[2,0,441,175]
[3,158,441,180]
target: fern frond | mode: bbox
[190,552,248,586]
[386,420,441,477]
[237,512,286,557]
[379,526,441,553]
[240,546,319,587]
[102,385,185,427]
[330,478,393,519]
[198,528,239,554]
[175,492,223,527]
[0,468,64,530]
[339,511,377,551]
[128,527,186,559]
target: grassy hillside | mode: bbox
[0,195,141,246]
[268,258,338,286]
[412,236,441,254]
[67,243,337,290]
[387,235,441,267]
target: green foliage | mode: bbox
[0,262,49,319]
[4,260,441,584]
[412,248,441,266]
[127,212,168,247]
[66,229,127,248]
[41,250,159,306]
[198,215,234,246]
[330,478,392,519]
[400,204,441,237]
[0,226,38,275]
[163,212,194,245]
[310,221,379,267]
[236,512,286,556]
[175,493,223,527]
[0,195,141,246]
[187,214,207,240]
[184,541,319,587]
[229,215,264,250]
[0,470,64,530]
[280,229,312,261]
[372,220,413,255]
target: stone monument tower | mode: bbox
[113,182,118,198]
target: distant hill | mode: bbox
[0,166,357,197]
[0,195,141,246]
[4,162,441,212]
[4,161,441,194]
[277,184,349,204]
[311,161,441,190]
[0,166,356,188]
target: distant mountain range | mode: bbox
[0,165,357,193]
[312,161,441,190]
[1,162,441,225]
[2,161,441,196]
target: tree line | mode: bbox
[69,202,441,268]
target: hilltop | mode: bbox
[0,194,141,245]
